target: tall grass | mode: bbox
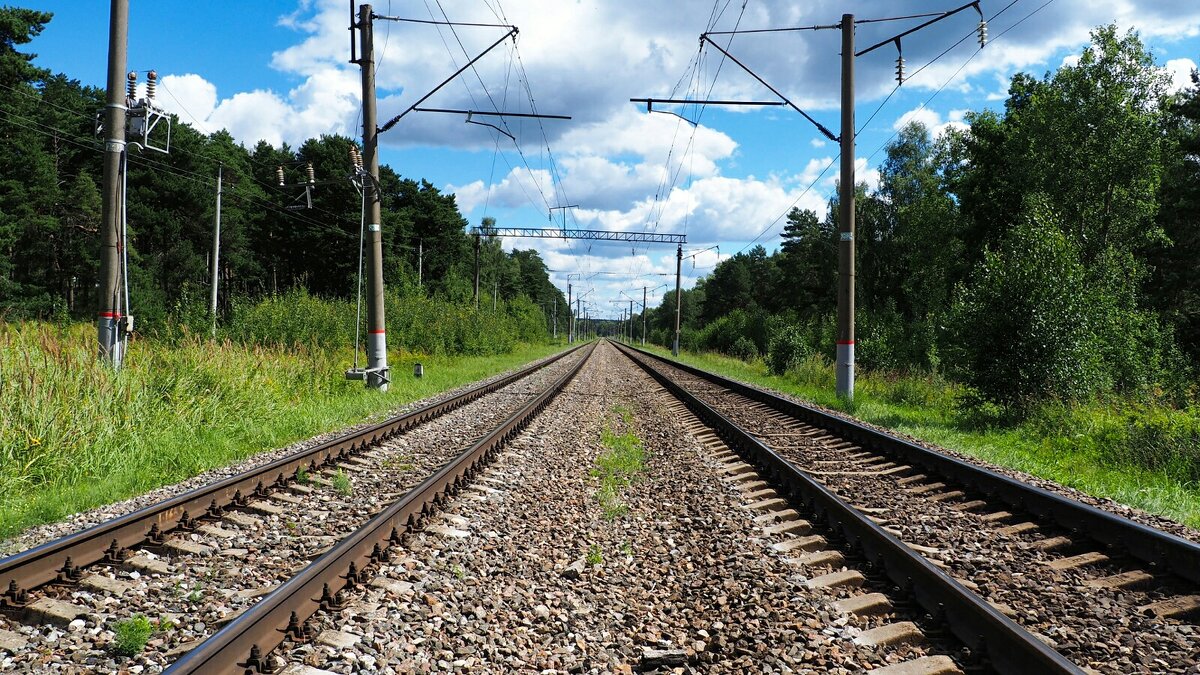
[0,321,561,540]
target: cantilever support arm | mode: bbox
[699,34,838,142]
[378,26,518,134]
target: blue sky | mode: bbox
[27,1,1200,318]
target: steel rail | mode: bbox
[0,344,585,609]
[615,342,1081,674]
[167,341,596,673]
[620,344,1200,588]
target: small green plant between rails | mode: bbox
[592,405,646,521]
[331,469,353,496]
[585,543,604,566]
[111,614,154,656]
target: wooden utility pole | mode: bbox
[358,4,389,390]
[98,0,129,367]
[836,14,856,400]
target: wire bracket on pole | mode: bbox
[378,26,519,134]
[697,35,839,142]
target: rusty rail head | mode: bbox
[165,341,595,674]
[0,344,584,611]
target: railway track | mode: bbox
[2,339,1195,673]
[0,343,592,672]
[615,342,1200,674]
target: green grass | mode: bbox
[642,345,1200,530]
[111,614,153,656]
[591,405,646,521]
[0,321,565,542]
[331,469,352,497]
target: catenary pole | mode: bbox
[98,0,129,367]
[358,4,389,390]
[417,239,423,286]
[552,295,557,339]
[836,14,856,400]
[629,300,634,343]
[567,283,573,343]
[672,244,682,356]
[642,285,647,345]
[473,233,481,307]
[208,163,222,337]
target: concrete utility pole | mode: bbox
[493,279,498,312]
[358,4,389,390]
[672,244,682,356]
[642,286,647,346]
[836,14,856,400]
[417,239,423,286]
[97,0,129,367]
[575,297,580,343]
[629,300,634,343]
[567,283,573,343]
[552,295,557,339]
[473,233,481,307]
[209,163,222,338]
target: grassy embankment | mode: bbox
[1,321,565,540]
[642,345,1200,529]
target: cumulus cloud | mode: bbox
[1165,58,1198,93]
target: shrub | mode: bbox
[730,336,758,361]
[945,201,1107,414]
[767,324,811,375]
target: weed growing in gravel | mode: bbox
[186,583,204,603]
[386,455,414,471]
[331,469,353,496]
[112,614,153,656]
[592,406,646,521]
[452,564,466,580]
[620,541,634,557]
[586,544,603,566]
[295,466,310,485]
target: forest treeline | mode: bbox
[644,26,1200,416]
[0,8,570,349]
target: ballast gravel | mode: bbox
[642,356,1200,675]
[278,342,937,674]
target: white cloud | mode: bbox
[1165,58,1198,93]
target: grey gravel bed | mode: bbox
[0,348,572,559]
[650,359,1199,674]
[0,348,586,673]
[275,342,938,674]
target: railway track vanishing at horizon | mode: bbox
[0,339,1196,674]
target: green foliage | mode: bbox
[331,469,352,496]
[0,320,563,539]
[585,543,603,566]
[947,203,1107,413]
[766,324,812,376]
[592,406,645,521]
[111,614,153,656]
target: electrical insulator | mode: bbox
[276,166,285,187]
[895,56,906,84]
[305,162,316,185]
[978,20,988,48]
[348,147,357,168]
[126,71,138,100]
[146,70,157,100]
